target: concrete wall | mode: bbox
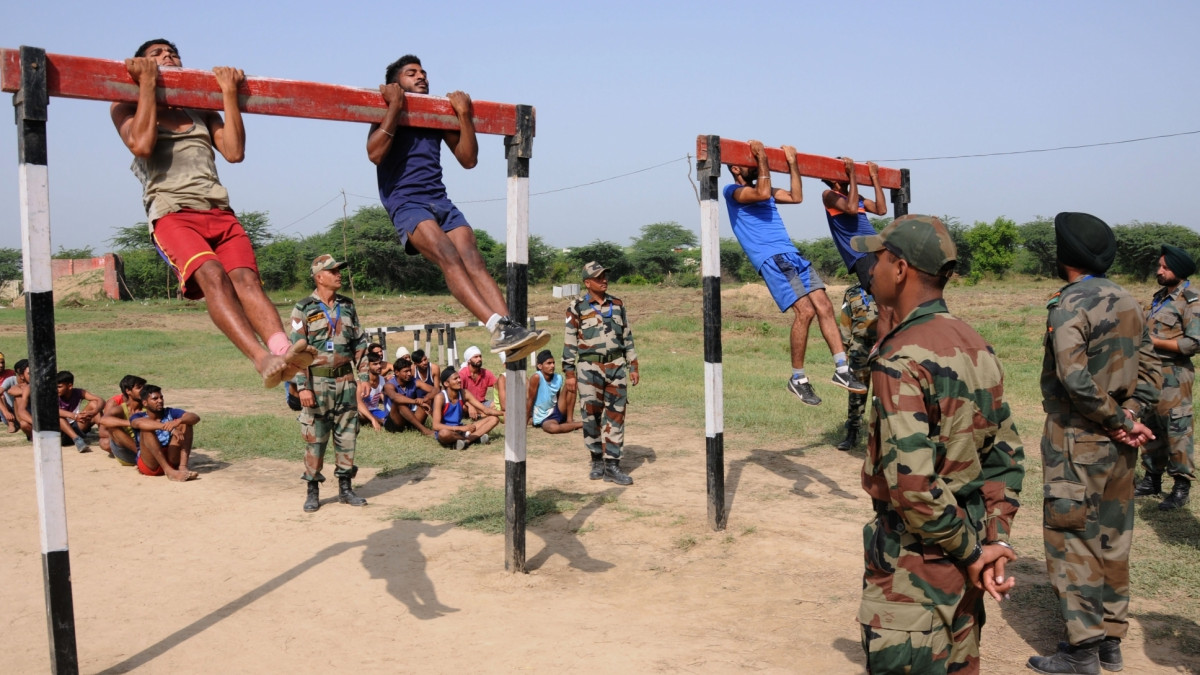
[50,254,123,300]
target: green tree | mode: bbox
[629,221,697,281]
[1110,222,1200,280]
[941,215,972,276]
[718,238,756,282]
[965,216,1020,277]
[1016,217,1056,276]
[52,246,96,259]
[795,237,847,279]
[568,240,631,282]
[0,248,21,284]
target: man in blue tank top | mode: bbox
[724,140,867,406]
[822,156,888,451]
[368,55,548,362]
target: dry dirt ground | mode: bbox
[3,283,1197,673]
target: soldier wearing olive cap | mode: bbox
[291,254,371,513]
[563,261,640,485]
[1135,243,1200,510]
[851,215,1024,675]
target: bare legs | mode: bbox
[788,290,845,369]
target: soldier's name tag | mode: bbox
[325,340,335,352]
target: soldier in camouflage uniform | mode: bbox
[291,255,371,513]
[562,261,640,486]
[824,156,887,451]
[1135,244,1199,511]
[1027,213,1161,675]
[850,215,1024,675]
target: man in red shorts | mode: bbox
[129,384,200,482]
[110,38,313,387]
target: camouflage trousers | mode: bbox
[576,360,628,459]
[839,284,878,430]
[298,374,359,482]
[1142,362,1195,480]
[859,511,984,674]
[1041,413,1135,644]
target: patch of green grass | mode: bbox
[674,534,698,552]
[394,484,589,534]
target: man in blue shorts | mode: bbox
[527,350,582,434]
[129,384,200,482]
[725,140,867,405]
[383,356,435,436]
[823,156,889,450]
[368,55,548,362]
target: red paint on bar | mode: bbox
[0,48,531,136]
[696,136,901,189]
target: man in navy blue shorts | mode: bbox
[725,140,867,406]
[368,55,548,362]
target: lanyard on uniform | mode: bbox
[319,301,341,352]
[585,293,613,318]
[1151,280,1188,317]
[319,301,341,333]
[858,287,870,310]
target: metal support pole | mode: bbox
[503,104,533,572]
[891,168,911,218]
[15,45,79,675]
[697,135,726,531]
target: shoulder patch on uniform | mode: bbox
[307,313,323,324]
[1183,288,1200,303]
[1046,291,1061,309]
[291,319,304,331]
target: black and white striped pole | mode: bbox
[697,135,727,531]
[15,45,79,674]
[503,104,533,572]
[892,168,910,217]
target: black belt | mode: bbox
[578,351,625,364]
[310,364,352,378]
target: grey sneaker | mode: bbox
[455,439,467,451]
[787,378,821,406]
[73,436,91,453]
[479,433,491,446]
[831,370,868,394]
[490,318,538,357]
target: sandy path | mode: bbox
[2,418,1191,674]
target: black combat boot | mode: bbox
[303,481,320,513]
[603,458,633,486]
[1098,637,1123,672]
[1027,639,1101,674]
[836,423,860,452]
[338,476,367,506]
[1159,477,1191,511]
[588,454,605,480]
[1133,471,1162,497]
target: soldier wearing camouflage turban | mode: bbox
[1135,244,1199,511]
[1027,213,1161,675]
[851,215,1024,675]
[291,255,372,513]
[562,261,640,485]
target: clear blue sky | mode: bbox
[2,0,1197,255]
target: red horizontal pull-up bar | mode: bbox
[696,136,902,190]
[0,48,532,137]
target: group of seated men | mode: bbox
[354,343,581,450]
[0,358,202,483]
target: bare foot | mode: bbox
[284,339,318,369]
[169,470,199,482]
[258,353,289,388]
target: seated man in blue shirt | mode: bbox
[130,384,200,482]
[526,350,581,434]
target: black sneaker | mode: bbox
[503,329,551,363]
[490,318,539,358]
[787,378,821,406]
[831,370,868,394]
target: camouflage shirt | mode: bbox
[289,291,369,390]
[862,298,1024,559]
[1147,280,1200,367]
[562,293,638,372]
[1041,276,1161,432]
